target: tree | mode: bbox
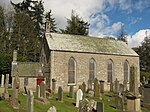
[0,6,6,52]
[118,27,127,44]
[60,11,89,36]
[45,10,57,32]
[138,31,150,72]
[11,11,40,61]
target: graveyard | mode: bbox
[0,70,150,112]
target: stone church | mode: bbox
[11,22,139,92]
[40,23,140,92]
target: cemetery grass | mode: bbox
[0,90,149,112]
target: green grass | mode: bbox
[0,90,150,112]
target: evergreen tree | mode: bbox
[0,6,7,52]
[138,31,150,72]
[118,27,127,44]
[11,11,40,61]
[45,10,57,32]
[61,11,89,36]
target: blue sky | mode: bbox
[1,0,150,47]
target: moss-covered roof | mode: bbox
[45,33,138,56]
[11,62,43,77]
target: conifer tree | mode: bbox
[45,10,57,32]
[138,31,150,72]
[61,11,89,36]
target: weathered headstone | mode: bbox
[114,78,119,94]
[81,82,86,93]
[143,84,150,109]
[12,74,20,109]
[47,106,57,112]
[52,79,56,93]
[88,90,94,98]
[88,79,92,91]
[110,83,114,92]
[96,102,104,112]
[40,81,46,99]
[76,89,83,107]
[119,84,124,93]
[1,74,4,87]
[79,98,90,112]
[69,86,74,98]
[99,80,105,94]
[58,86,63,101]
[37,85,40,98]
[115,94,124,111]
[4,74,9,99]
[126,65,141,112]
[27,90,34,112]
[94,78,100,98]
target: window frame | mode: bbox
[107,59,113,83]
[89,58,96,82]
[68,57,76,85]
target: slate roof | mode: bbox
[11,62,43,77]
[45,33,138,56]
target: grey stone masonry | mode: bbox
[58,86,63,101]
[1,74,4,87]
[129,65,140,96]
[27,90,34,112]
[114,78,119,94]
[4,74,9,99]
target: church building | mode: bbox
[40,24,139,92]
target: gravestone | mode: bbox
[4,74,9,99]
[99,80,105,94]
[119,84,124,93]
[37,85,40,98]
[96,102,104,112]
[81,82,86,93]
[110,83,114,92]
[47,106,57,112]
[114,78,119,94]
[89,99,97,110]
[27,90,34,112]
[79,98,90,112]
[126,65,141,112]
[52,79,56,93]
[88,90,94,98]
[94,78,100,98]
[12,74,20,109]
[1,74,4,87]
[143,84,150,109]
[58,86,63,101]
[76,89,83,107]
[69,86,74,98]
[115,94,124,111]
[88,79,92,91]
[40,81,46,99]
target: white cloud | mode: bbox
[127,29,150,47]
[134,0,150,12]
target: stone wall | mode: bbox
[12,77,37,91]
[50,51,140,92]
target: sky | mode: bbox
[0,0,150,48]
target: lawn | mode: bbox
[0,90,149,112]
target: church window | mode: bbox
[68,57,76,84]
[124,60,129,82]
[89,58,96,82]
[107,59,113,83]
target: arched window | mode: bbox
[107,59,113,83]
[68,57,76,84]
[124,60,129,82]
[89,58,96,82]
